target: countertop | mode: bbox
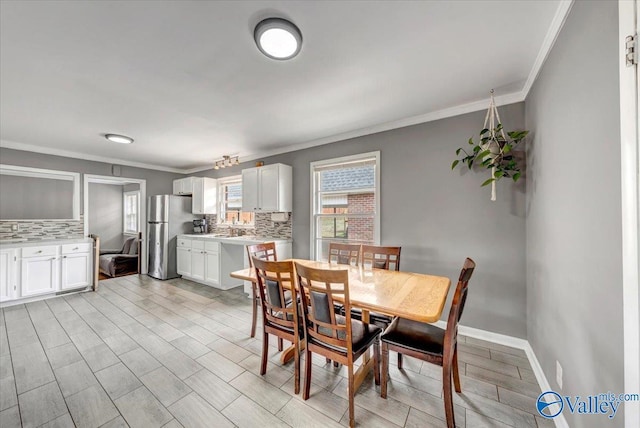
[178,234,292,245]
[0,237,92,248]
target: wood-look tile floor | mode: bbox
[0,275,549,428]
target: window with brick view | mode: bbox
[311,153,379,261]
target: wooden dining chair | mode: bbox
[246,243,284,349]
[252,257,303,394]
[380,258,475,428]
[352,245,402,328]
[328,242,361,266]
[294,262,381,428]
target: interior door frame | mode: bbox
[83,175,148,274]
[619,1,639,427]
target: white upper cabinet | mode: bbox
[241,163,292,212]
[173,177,195,195]
[192,177,217,214]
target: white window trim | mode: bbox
[309,151,380,260]
[123,190,140,235]
[217,175,254,227]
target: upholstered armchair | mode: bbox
[99,236,140,277]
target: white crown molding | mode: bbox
[0,140,185,174]
[521,0,575,98]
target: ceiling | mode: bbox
[0,0,565,173]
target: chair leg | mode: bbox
[250,284,258,338]
[303,349,312,400]
[260,332,269,376]
[381,342,389,399]
[278,338,283,352]
[452,345,462,393]
[293,339,300,395]
[373,338,380,386]
[348,365,355,428]
[443,363,456,428]
[397,352,403,369]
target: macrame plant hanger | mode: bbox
[481,90,508,201]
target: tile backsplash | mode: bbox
[203,213,292,239]
[0,215,85,241]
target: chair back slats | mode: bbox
[252,257,297,331]
[361,245,401,271]
[295,263,353,354]
[247,242,277,267]
[328,243,361,267]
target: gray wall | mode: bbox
[88,183,124,249]
[0,148,182,208]
[203,103,528,338]
[0,174,74,219]
[525,1,623,427]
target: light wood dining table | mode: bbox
[230,259,451,391]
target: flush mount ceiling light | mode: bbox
[105,134,134,144]
[254,18,302,60]
[213,155,240,170]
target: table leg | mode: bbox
[280,340,306,364]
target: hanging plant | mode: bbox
[451,90,529,201]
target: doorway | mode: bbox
[83,175,147,275]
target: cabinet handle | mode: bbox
[72,247,78,250]
[63,256,67,258]
[187,249,191,252]
[37,250,42,253]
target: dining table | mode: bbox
[230,259,451,391]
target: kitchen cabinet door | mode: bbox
[0,249,16,302]
[192,177,217,214]
[204,251,219,285]
[258,164,279,212]
[177,247,192,276]
[191,249,205,281]
[242,168,259,211]
[61,252,91,290]
[21,255,58,297]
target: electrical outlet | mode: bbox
[556,360,563,389]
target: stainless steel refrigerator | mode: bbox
[148,195,193,280]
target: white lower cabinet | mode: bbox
[190,240,206,282]
[204,242,220,286]
[0,249,16,302]
[0,240,93,303]
[21,252,59,297]
[176,246,192,276]
[177,238,222,288]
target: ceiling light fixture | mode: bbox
[254,18,302,60]
[105,134,134,144]
[213,155,240,170]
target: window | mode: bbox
[310,152,380,261]
[123,191,140,235]
[218,176,254,225]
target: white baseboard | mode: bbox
[434,320,570,428]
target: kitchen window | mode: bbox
[218,176,254,225]
[123,190,140,235]
[310,152,380,261]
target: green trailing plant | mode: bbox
[451,124,529,187]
